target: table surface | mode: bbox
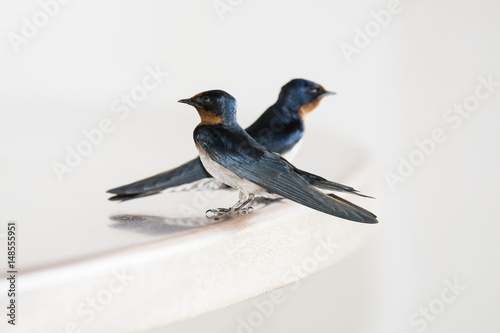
[0,145,377,333]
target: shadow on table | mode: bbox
[108,214,230,236]
[108,197,278,236]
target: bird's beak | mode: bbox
[178,98,195,106]
[320,91,336,98]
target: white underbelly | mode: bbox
[162,138,302,194]
[161,177,225,193]
[196,145,265,195]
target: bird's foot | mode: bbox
[233,206,254,215]
[205,206,254,220]
[206,208,231,220]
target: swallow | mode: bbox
[178,90,378,224]
[107,79,368,201]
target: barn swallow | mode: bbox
[178,90,378,224]
[107,79,368,201]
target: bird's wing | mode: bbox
[195,126,377,224]
[107,158,213,201]
[293,168,374,198]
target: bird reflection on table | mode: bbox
[109,198,277,236]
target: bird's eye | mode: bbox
[202,96,211,104]
[309,88,319,95]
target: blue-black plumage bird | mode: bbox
[107,79,368,201]
[178,90,378,224]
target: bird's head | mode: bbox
[178,90,237,126]
[278,79,335,119]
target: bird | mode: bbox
[178,89,378,224]
[107,79,369,201]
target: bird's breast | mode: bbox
[196,144,265,195]
[196,144,241,188]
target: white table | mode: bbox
[0,149,376,333]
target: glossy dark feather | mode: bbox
[293,168,373,198]
[245,105,304,154]
[107,158,210,200]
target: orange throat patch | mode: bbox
[298,99,321,119]
[197,108,223,125]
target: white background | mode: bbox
[1,0,499,332]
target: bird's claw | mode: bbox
[205,206,254,220]
[233,207,254,215]
[206,208,231,220]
